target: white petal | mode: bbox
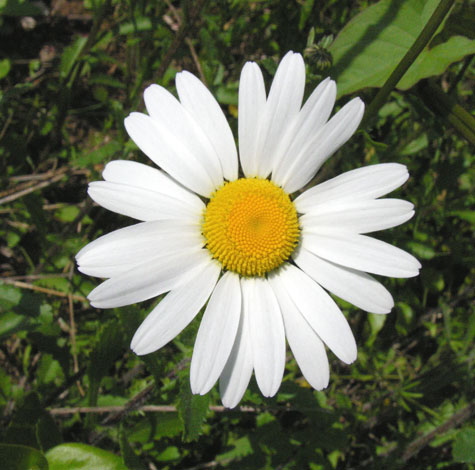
[190,272,241,395]
[302,232,421,278]
[272,78,336,186]
[269,277,329,390]
[144,84,223,188]
[131,259,220,355]
[283,97,365,193]
[88,181,203,223]
[272,264,357,364]
[176,71,238,181]
[87,248,210,308]
[219,303,253,408]
[124,112,215,197]
[102,160,203,213]
[238,61,266,177]
[300,199,414,234]
[293,247,394,314]
[295,163,409,212]
[242,277,285,397]
[76,220,203,278]
[255,51,306,178]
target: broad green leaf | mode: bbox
[329,0,475,97]
[0,283,42,317]
[0,58,10,79]
[398,35,475,89]
[0,444,48,470]
[128,413,183,443]
[5,393,46,448]
[46,443,127,470]
[453,428,475,463]
[36,414,62,453]
[59,36,88,80]
[74,140,121,168]
[54,205,81,223]
[217,435,253,462]
[366,313,387,346]
[0,282,22,307]
[406,241,436,260]
[0,311,30,339]
[156,446,180,462]
[177,379,209,441]
[119,423,146,470]
[400,133,428,155]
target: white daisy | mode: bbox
[76,51,421,408]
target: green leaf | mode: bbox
[118,17,152,35]
[87,321,124,408]
[453,428,475,463]
[5,393,60,449]
[54,205,80,223]
[0,444,48,470]
[36,414,62,453]
[89,74,126,89]
[366,313,387,346]
[45,443,127,470]
[329,0,475,97]
[0,311,30,339]
[128,413,183,443]
[398,35,475,90]
[299,0,315,30]
[74,140,121,168]
[177,379,209,441]
[0,0,44,16]
[119,423,147,470]
[0,58,11,79]
[449,210,475,225]
[406,241,436,260]
[400,133,428,155]
[217,436,253,462]
[59,36,88,80]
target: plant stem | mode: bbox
[418,80,475,145]
[361,0,456,128]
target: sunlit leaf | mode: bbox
[453,428,475,463]
[329,0,475,97]
[46,443,127,470]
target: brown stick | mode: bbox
[155,0,208,79]
[3,273,70,281]
[49,404,258,415]
[0,172,67,205]
[186,37,207,84]
[1,279,86,302]
[402,401,475,461]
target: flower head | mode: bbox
[76,51,421,408]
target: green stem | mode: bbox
[418,80,475,145]
[361,0,456,128]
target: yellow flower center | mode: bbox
[202,178,300,277]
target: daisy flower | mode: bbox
[76,51,421,408]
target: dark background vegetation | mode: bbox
[0,0,473,469]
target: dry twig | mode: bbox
[49,404,258,415]
[1,279,86,302]
[402,401,475,461]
